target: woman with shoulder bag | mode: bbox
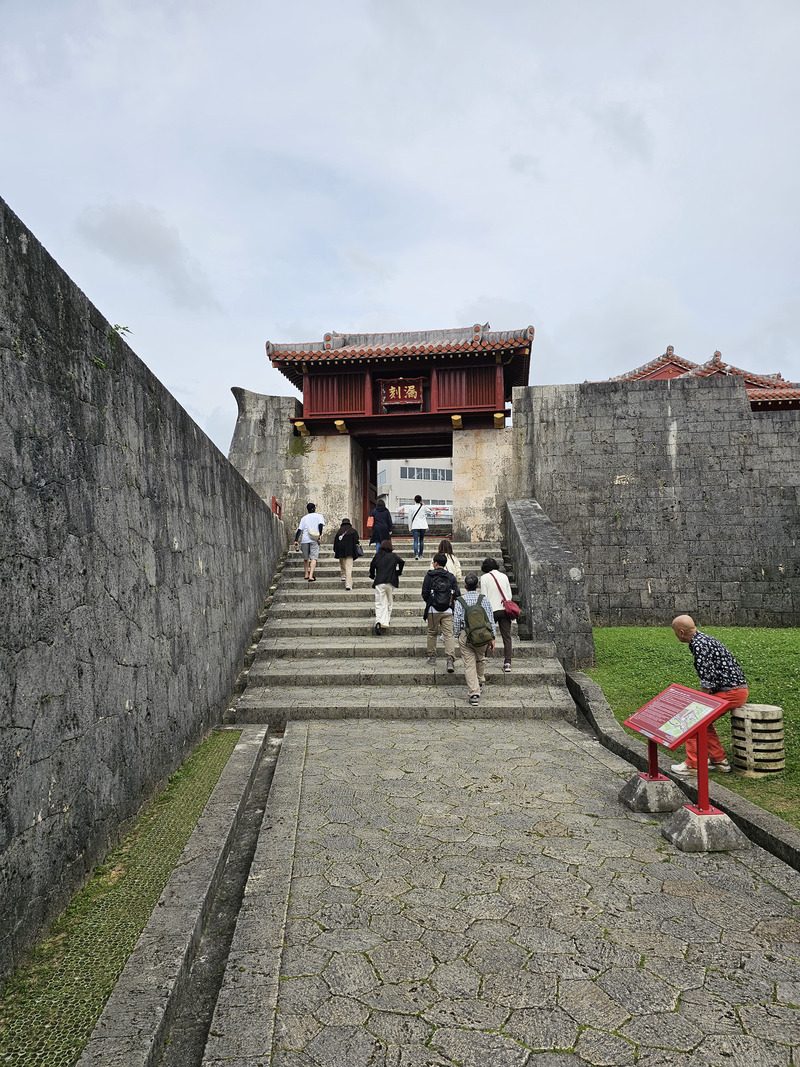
[332,518,360,590]
[479,557,516,672]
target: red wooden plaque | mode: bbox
[624,684,732,750]
[379,378,425,406]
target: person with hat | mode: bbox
[332,518,360,590]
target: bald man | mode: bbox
[670,614,748,777]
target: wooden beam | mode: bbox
[451,414,463,430]
[295,421,311,437]
[494,412,505,429]
[335,420,348,435]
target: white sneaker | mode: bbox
[670,761,697,777]
[710,759,732,773]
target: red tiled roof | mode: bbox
[268,324,534,389]
[268,324,534,364]
[606,348,800,407]
[609,346,698,381]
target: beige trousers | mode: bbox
[339,556,353,586]
[427,610,455,656]
[458,631,489,697]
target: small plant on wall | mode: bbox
[287,436,313,458]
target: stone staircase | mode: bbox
[227,540,577,726]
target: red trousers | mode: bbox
[684,688,748,768]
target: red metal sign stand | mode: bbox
[686,725,724,816]
[641,738,670,783]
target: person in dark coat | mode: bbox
[368,498,393,552]
[368,539,404,634]
[332,518,360,590]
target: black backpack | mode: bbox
[457,597,494,647]
[429,571,454,612]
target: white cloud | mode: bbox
[76,201,219,310]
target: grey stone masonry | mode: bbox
[513,377,800,626]
[226,541,578,727]
[505,499,595,670]
[0,196,287,981]
[204,718,800,1065]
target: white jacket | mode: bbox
[480,569,512,613]
[430,553,462,582]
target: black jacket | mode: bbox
[369,551,405,588]
[421,567,461,608]
[333,528,360,558]
[369,503,393,544]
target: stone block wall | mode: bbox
[229,389,365,536]
[452,427,519,542]
[0,198,286,980]
[505,500,595,668]
[513,378,800,626]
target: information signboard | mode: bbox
[624,684,733,815]
[624,684,731,750]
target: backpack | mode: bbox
[458,597,494,647]
[428,571,454,612]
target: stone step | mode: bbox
[259,617,527,639]
[245,657,563,688]
[231,686,576,727]
[263,601,521,620]
[254,635,557,659]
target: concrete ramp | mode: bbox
[202,719,800,1065]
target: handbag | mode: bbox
[355,543,364,558]
[490,572,521,620]
[366,516,374,529]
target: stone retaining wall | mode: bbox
[0,197,287,981]
[514,378,800,626]
[505,499,595,669]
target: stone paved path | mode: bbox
[202,719,800,1066]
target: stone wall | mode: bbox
[0,198,287,980]
[452,427,519,542]
[505,500,595,668]
[229,389,365,536]
[514,377,800,626]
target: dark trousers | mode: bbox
[493,609,512,663]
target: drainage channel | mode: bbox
[157,733,283,1067]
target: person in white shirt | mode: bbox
[403,495,434,559]
[294,502,325,582]
[480,557,514,672]
[430,539,462,583]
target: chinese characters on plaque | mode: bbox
[379,378,425,409]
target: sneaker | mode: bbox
[345,586,351,591]
[670,761,697,777]
[375,622,382,635]
[469,694,480,705]
[710,759,732,773]
[414,555,419,560]
[426,655,437,666]
[503,662,511,673]
[446,656,455,673]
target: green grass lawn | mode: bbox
[586,627,800,827]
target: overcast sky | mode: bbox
[2,0,798,452]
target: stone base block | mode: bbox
[618,773,685,813]
[661,806,750,852]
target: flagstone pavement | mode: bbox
[202,718,800,1066]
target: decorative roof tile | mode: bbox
[605,348,800,408]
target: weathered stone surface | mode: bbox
[0,196,286,980]
[512,378,800,628]
[661,808,752,853]
[618,773,685,812]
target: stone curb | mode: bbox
[566,669,800,871]
[77,725,270,1067]
[201,721,308,1064]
